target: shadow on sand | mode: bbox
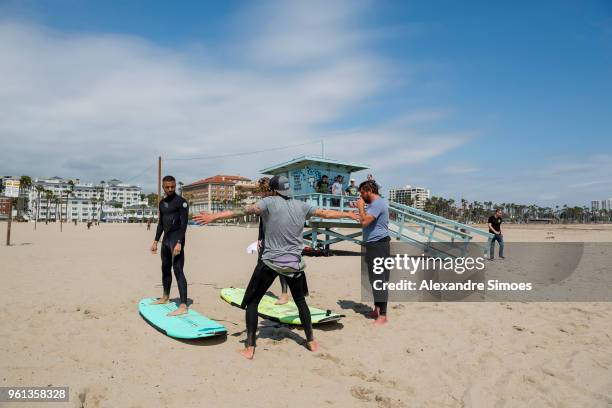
[337,299,375,319]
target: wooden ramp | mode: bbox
[294,193,493,257]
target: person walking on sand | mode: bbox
[488,209,504,260]
[194,175,359,360]
[355,180,390,326]
[150,175,189,316]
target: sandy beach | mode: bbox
[1,222,611,407]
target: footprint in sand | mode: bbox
[316,352,343,365]
[350,386,373,401]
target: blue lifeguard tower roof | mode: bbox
[259,155,369,196]
[260,155,369,175]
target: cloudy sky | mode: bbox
[1,0,611,206]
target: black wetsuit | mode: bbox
[154,193,189,304]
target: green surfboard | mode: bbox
[139,298,227,339]
[220,288,344,325]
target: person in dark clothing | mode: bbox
[194,175,359,360]
[488,209,504,260]
[150,175,189,316]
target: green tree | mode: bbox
[146,193,158,207]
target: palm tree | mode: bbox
[35,184,45,229]
[44,190,54,223]
[18,175,32,218]
[54,196,61,222]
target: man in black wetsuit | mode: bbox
[150,175,189,316]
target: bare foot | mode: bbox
[167,304,188,316]
[373,315,388,326]
[275,294,289,305]
[306,340,320,352]
[151,297,169,305]
[239,346,255,360]
[368,306,379,319]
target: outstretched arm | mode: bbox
[312,208,360,221]
[193,204,262,224]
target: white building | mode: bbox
[591,198,612,212]
[28,177,104,222]
[27,177,148,222]
[389,185,430,210]
[102,179,142,207]
[102,203,157,223]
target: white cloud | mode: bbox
[0,2,471,192]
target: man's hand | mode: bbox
[257,240,263,252]
[356,198,365,211]
[346,212,361,221]
[150,241,158,254]
[173,243,182,256]
[192,211,216,225]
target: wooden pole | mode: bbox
[60,190,63,232]
[157,156,162,218]
[34,191,38,231]
[6,198,14,246]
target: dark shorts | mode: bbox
[241,259,309,309]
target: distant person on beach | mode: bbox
[257,177,290,305]
[146,218,152,231]
[193,175,359,360]
[356,180,390,326]
[150,175,190,316]
[488,209,504,260]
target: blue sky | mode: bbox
[1,0,611,206]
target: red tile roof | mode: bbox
[184,175,250,188]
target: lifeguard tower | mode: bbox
[260,156,493,256]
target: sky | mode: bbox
[0,0,611,206]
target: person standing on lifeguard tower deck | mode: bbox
[193,175,360,360]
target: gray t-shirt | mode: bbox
[257,196,316,260]
[363,197,389,242]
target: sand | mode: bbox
[1,222,611,407]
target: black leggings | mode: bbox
[161,241,188,305]
[365,237,391,316]
[245,264,313,347]
[279,275,288,294]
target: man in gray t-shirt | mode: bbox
[257,195,316,261]
[194,175,359,360]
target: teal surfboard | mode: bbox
[139,298,227,339]
[220,288,344,325]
